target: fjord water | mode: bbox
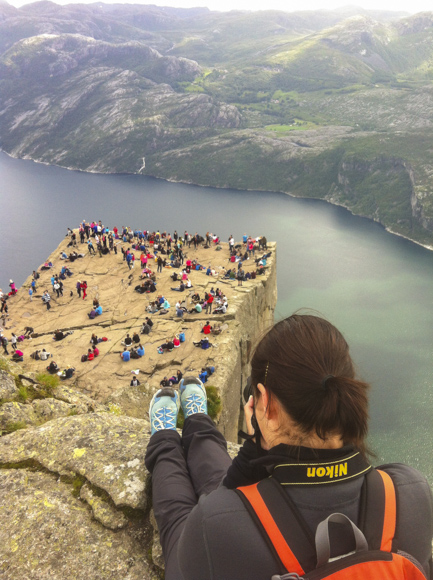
[1,151,433,483]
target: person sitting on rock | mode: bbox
[132,332,140,345]
[188,302,202,314]
[121,348,130,362]
[202,322,212,335]
[53,329,66,341]
[171,281,185,292]
[160,377,171,387]
[87,349,94,362]
[47,360,59,374]
[170,271,179,282]
[130,376,141,387]
[122,334,133,347]
[145,317,153,329]
[193,338,211,349]
[159,339,174,353]
[90,333,99,346]
[191,292,201,304]
[159,299,170,315]
[141,322,151,335]
[60,366,75,379]
[30,349,41,360]
[147,302,159,314]
[93,346,99,357]
[214,302,227,314]
[40,348,50,361]
[136,344,145,357]
[11,348,24,362]
[95,305,103,316]
[169,370,183,385]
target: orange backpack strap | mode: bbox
[376,469,397,552]
[237,478,315,576]
[358,468,397,553]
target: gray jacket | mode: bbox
[177,443,432,580]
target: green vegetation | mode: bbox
[71,474,86,498]
[0,359,10,372]
[1,5,433,245]
[35,373,59,392]
[3,421,27,434]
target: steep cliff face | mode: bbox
[0,237,276,579]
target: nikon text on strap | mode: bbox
[271,451,372,486]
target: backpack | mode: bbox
[81,354,88,362]
[237,469,427,580]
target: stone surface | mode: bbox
[0,469,156,580]
[0,369,18,401]
[0,413,151,509]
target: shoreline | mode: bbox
[2,148,432,253]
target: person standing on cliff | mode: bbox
[81,281,87,300]
[42,291,51,310]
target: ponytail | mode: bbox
[251,314,372,458]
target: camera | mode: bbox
[243,375,253,403]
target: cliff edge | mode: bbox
[0,232,277,579]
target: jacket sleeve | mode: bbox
[222,439,269,489]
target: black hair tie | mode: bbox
[322,375,334,389]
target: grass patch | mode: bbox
[3,421,27,434]
[35,372,59,392]
[206,385,222,419]
[0,359,10,372]
[17,385,29,402]
[264,119,319,134]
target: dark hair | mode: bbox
[250,314,371,457]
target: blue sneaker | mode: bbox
[149,387,180,435]
[179,376,207,418]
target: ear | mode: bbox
[256,383,270,415]
[256,383,279,420]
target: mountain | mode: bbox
[0,1,432,246]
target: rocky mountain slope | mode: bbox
[1,1,433,246]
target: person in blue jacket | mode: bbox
[121,348,130,361]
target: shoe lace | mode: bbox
[153,406,177,431]
[184,392,206,416]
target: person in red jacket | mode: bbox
[205,294,214,314]
[81,281,87,300]
[92,346,99,357]
[87,348,94,361]
[202,322,212,335]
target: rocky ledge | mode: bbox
[0,231,277,579]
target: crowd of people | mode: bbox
[0,222,270,387]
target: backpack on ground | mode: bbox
[81,354,88,362]
[237,468,427,580]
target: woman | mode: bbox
[145,314,432,580]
